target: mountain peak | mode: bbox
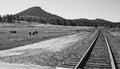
[29,6,42,10]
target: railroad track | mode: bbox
[74,30,117,69]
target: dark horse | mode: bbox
[29,31,38,36]
[10,31,17,33]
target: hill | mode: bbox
[1,6,119,28]
[15,6,64,22]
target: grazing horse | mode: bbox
[29,31,38,36]
[29,32,32,36]
[10,31,17,33]
[32,31,38,35]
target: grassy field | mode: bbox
[0,23,97,69]
[0,23,94,50]
[0,28,97,67]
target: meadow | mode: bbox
[0,22,97,69]
[0,22,93,50]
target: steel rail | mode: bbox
[74,30,99,69]
[103,32,117,69]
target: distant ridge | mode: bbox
[14,6,120,28]
[15,6,64,20]
[15,6,115,23]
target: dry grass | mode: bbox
[0,23,96,68]
[0,26,91,50]
[0,29,97,68]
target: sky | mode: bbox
[0,0,120,22]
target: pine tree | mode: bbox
[0,15,2,22]
[7,14,13,23]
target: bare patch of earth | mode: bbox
[0,62,55,69]
[109,31,120,36]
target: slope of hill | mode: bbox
[15,6,64,20]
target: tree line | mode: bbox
[0,14,20,23]
[0,14,119,28]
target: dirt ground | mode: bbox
[0,62,74,69]
[0,62,55,69]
